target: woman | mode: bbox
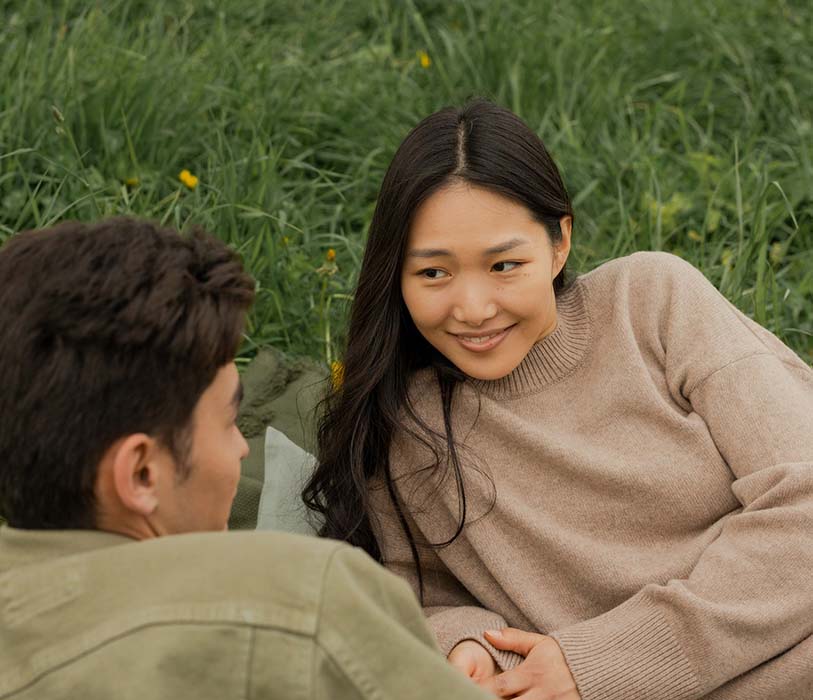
[303,99,813,700]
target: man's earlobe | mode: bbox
[111,434,160,516]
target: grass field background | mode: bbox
[1,0,811,364]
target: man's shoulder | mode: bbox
[6,529,353,634]
[142,528,341,568]
[119,530,347,621]
[3,528,372,630]
[0,530,358,697]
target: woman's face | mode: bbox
[401,183,571,380]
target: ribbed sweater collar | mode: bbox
[469,280,591,399]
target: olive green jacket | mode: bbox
[0,527,490,700]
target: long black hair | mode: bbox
[302,99,573,595]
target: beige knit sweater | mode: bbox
[371,252,813,700]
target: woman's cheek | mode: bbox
[409,293,448,330]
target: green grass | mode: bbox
[1,0,811,364]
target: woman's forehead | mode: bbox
[407,185,548,252]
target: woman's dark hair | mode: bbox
[0,217,255,529]
[303,99,573,594]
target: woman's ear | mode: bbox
[109,434,162,517]
[552,215,573,277]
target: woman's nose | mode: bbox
[451,286,498,326]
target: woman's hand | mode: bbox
[479,628,581,699]
[448,639,498,683]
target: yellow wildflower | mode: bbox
[178,169,199,190]
[124,176,140,187]
[326,248,336,262]
[707,208,721,232]
[281,236,291,246]
[721,249,734,269]
[331,360,344,389]
[687,229,702,242]
[417,50,431,69]
[769,242,784,266]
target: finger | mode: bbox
[470,665,494,684]
[484,628,541,656]
[448,656,475,677]
[479,669,530,698]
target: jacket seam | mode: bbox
[315,549,384,700]
[316,640,382,700]
[0,620,310,699]
[314,546,344,642]
[243,626,256,700]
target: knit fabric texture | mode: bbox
[371,252,813,700]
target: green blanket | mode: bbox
[229,348,326,530]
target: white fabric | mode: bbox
[257,426,320,535]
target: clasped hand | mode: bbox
[447,628,581,699]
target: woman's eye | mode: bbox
[419,268,449,280]
[493,261,521,272]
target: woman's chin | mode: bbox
[458,358,521,382]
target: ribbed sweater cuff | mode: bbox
[430,608,523,672]
[552,597,701,700]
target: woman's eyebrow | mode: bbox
[407,247,453,259]
[407,237,531,259]
[483,237,530,255]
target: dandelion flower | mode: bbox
[331,360,344,390]
[179,169,199,190]
[417,50,431,69]
[125,176,140,187]
[326,248,336,262]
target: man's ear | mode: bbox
[553,215,572,277]
[109,434,162,517]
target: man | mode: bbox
[0,218,490,699]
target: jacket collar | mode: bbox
[0,526,132,572]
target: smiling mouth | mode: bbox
[452,324,516,352]
[460,331,503,344]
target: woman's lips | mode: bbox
[453,325,515,353]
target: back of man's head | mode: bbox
[0,217,255,530]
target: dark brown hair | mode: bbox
[0,217,255,529]
[303,99,573,594]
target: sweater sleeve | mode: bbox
[552,254,813,700]
[369,477,523,671]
